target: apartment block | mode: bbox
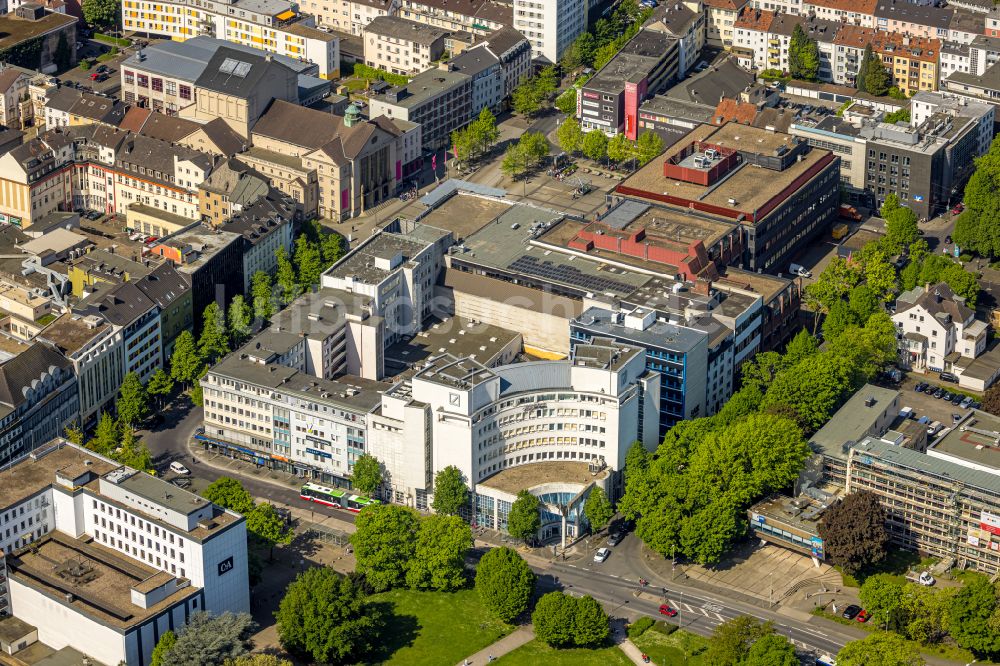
[705,0,750,48]
[364,15,447,75]
[121,0,340,78]
[308,0,509,38]
[645,0,706,79]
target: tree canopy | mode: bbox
[789,24,820,81]
[836,632,925,666]
[431,465,469,516]
[818,490,889,575]
[475,546,535,622]
[506,490,541,543]
[170,330,204,386]
[351,453,383,497]
[856,44,889,96]
[351,504,419,591]
[705,616,776,666]
[83,0,119,27]
[954,135,1000,258]
[405,514,472,592]
[584,487,613,531]
[199,302,230,363]
[116,371,148,429]
[276,567,384,665]
[157,612,256,666]
[948,572,1000,657]
[202,477,255,515]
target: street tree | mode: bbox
[320,229,345,268]
[146,367,174,408]
[170,330,203,388]
[519,131,550,168]
[475,546,535,622]
[860,574,906,631]
[83,0,118,27]
[64,423,85,445]
[818,490,889,575]
[351,453,382,497]
[555,88,578,115]
[501,144,527,180]
[582,129,608,163]
[116,371,148,429]
[584,487,613,531]
[250,271,275,322]
[198,302,230,363]
[116,430,154,472]
[294,233,323,288]
[157,611,256,666]
[89,411,120,455]
[954,136,1000,257]
[706,616,776,666]
[607,132,633,164]
[885,206,920,252]
[532,591,578,647]
[431,465,468,516]
[351,504,419,591]
[189,366,208,406]
[573,595,610,647]
[948,572,1000,657]
[636,131,665,166]
[849,284,881,322]
[743,634,798,666]
[557,117,584,155]
[275,245,300,305]
[202,477,255,515]
[405,514,472,592]
[247,502,293,559]
[506,490,541,543]
[227,295,252,347]
[761,352,857,433]
[276,567,383,665]
[836,632,925,666]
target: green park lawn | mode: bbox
[631,623,710,666]
[366,588,512,666]
[495,639,632,665]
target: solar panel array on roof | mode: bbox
[601,200,650,230]
[219,57,252,78]
[508,255,635,295]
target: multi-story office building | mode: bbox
[121,0,341,78]
[860,92,993,217]
[75,282,162,383]
[363,15,447,75]
[368,67,472,149]
[790,112,869,197]
[848,436,1000,574]
[617,122,841,274]
[578,29,680,138]
[645,1,706,79]
[39,313,123,428]
[513,0,586,64]
[0,342,78,463]
[0,440,249,666]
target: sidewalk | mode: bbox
[618,638,650,665]
[457,626,534,666]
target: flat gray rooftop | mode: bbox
[573,306,707,353]
[810,385,900,460]
[116,469,211,516]
[930,410,1000,472]
[328,233,429,285]
[384,316,520,373]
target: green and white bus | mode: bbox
[299,482,380,512]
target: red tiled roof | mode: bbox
[117,107,151,133]
[734,6,775,31]
[703,0,750,11]
[712,98,758,125]
[807,0,878,15]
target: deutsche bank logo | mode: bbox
[218,556,234,576]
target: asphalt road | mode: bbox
[139,396,356,527]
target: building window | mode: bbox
[180,85,192,100]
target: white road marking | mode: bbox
[714,612,725,622]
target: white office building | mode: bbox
[513,0,587,64]
[0,440,249,666]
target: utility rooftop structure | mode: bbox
[617,121,840,273]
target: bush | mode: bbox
[79,59,91,70]
[352,63,408,87]
[959,253,973,262]
[628,617,655,639]
[652,621,678,636]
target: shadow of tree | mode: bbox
[363,600,420,664]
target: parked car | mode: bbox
[658,604,678,617]
[940,372,959,383]
[952,393,965,405]
[942,391,954,402]
[953,413,963,423]
[856,610,871,623]
[169,461,191,475]
[919,571,936,586]
[932,388,945,398]
[972,401,982,410]
[927,421,943,436]
[607,532,623,547]
[95,64,108,73]
[952,203,965,215]
[842,605,862,620]
[961,397,974,409]
[914,382,928,392]
[594,548,611,563]
[789,263,812,278]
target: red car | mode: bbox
[856,609,871,623]
[952,203,965,215]
[659,604,678,617]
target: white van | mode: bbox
[789,263,812,278]
[927,421,943,437]
[169,461,191,475]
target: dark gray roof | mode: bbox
[449,47,500,76]
[134,263,189,310]
[75,282,157,326]
[194,46,295,99]
[226,189,297,246]
[665,57,755,104]
[875,0,954,29]
[896,282,973,322]
[199,118,247,156]
[480,26,527,56]
[0,342,71,409]
[638,94,714,122]
[364,15,447,44]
